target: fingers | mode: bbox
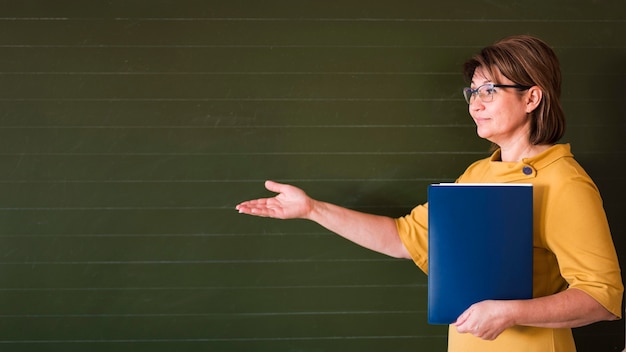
[455,320,490,340]
[235,180,303,219]
[235,180,282,216]
[236,198,273,217]
[453,317,471,334]
[454,321,476,334]
[453,304,504,341]
[454,306,483,337]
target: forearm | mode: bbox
[307,199,411,259]
[455,288,618,340]
[509,288,617,329]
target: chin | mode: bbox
[475,127,492,140]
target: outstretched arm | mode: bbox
[236,180,411,259]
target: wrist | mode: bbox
[305,198,323,221]
[502,300,524,328]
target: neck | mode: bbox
[499,143,551,162]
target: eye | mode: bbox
[483,86,497,95]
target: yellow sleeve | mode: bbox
[544,178,624,317]
[395,203,429,274]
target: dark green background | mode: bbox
[0,1,624,351]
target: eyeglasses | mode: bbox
[463,83,532,104]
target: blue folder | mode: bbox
[427,183,533,324]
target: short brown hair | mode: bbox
[463,35,566,145]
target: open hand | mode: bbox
[235,180,314,219]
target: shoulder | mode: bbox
[456,155,493,182]
[538,149,599,194]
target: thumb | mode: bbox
[264,180,285,194]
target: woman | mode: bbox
[235,35,623,351]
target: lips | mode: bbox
[473,117,490,124]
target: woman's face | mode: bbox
[468,67,532,147]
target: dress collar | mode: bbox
[486,144,573,182]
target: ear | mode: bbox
[525,86,542,113]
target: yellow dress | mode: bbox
[395,144,623,351]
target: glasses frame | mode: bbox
[463,83,532,104]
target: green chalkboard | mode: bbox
[0,1,624,351]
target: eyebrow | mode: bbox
[470,79,493,87]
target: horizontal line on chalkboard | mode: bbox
[1,44,624,49]
[0,335,446,344]
[0,71,616,77]
[0,71,455,75]
[0,151,486,156]
[0,180,443,187]
[0,232,360,238]
[0,125,476,129]
[0,98,457,102]
[0,204,411,211]
[0,44,466,48]
[0,97,616,103]
[0,258,401,265]
[0,310,424,318]
[0,125,615,129]
[0,205,417,211]
[0,284,425,291]
[0,206,239,210]
[1,17,624,22]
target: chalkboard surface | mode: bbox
[0,1,624,351]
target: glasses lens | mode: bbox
[463,88,473,104]
[479,85,495,102]
[464,84,496,104]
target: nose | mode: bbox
[468,96,485,111]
